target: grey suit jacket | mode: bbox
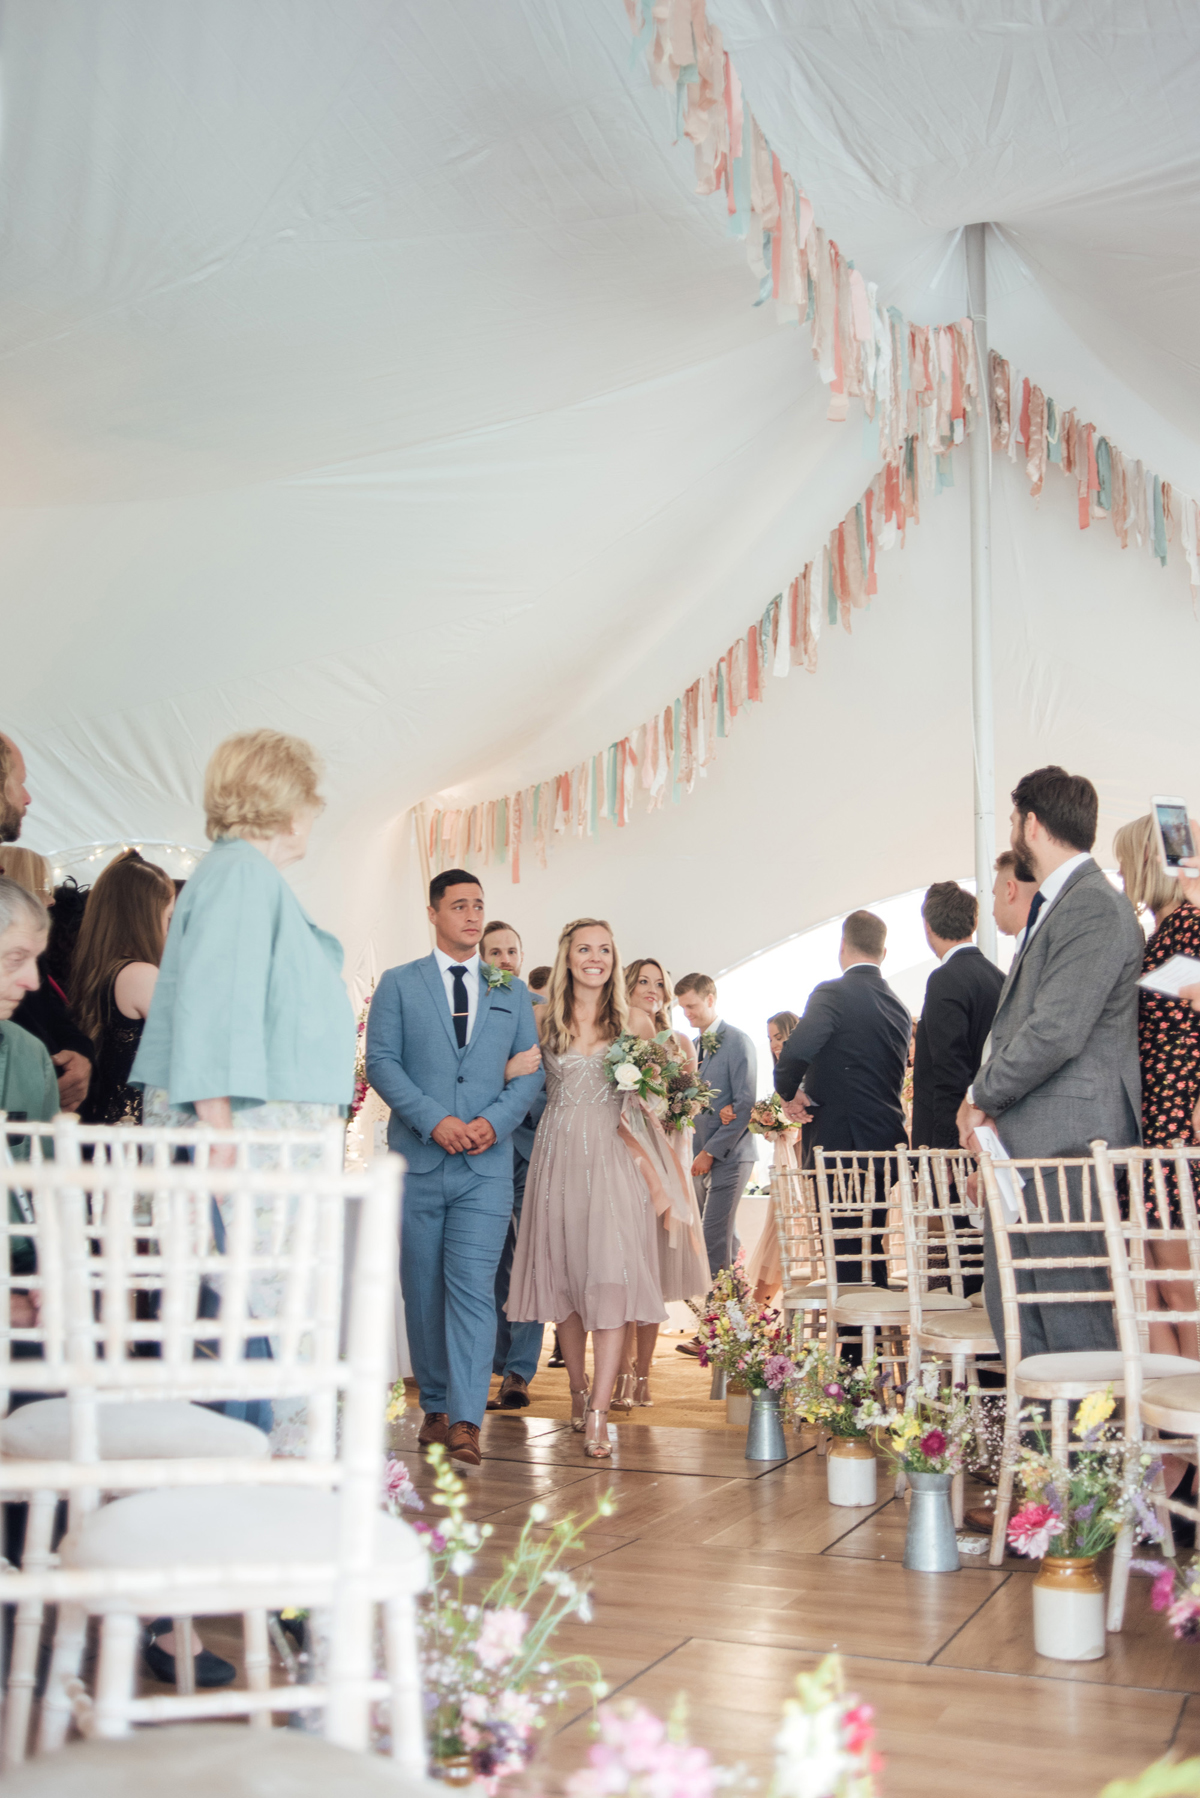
[973,857,1143,1157]
[692,1020,757,1165]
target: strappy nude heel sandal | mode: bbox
[632,1376,652,1408]
[612,1372,635,1412]
[583,1408,612,1459]
[570,1388,590,1433]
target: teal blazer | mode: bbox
[131,836,356,1110]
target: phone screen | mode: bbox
[1156,802,1195,867]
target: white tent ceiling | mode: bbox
[6,0,1200,987]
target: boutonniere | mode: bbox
[699,1029,723,1059]
[483,964,514,993]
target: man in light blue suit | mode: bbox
[674,972,757,1288]
[366,869,543,1464]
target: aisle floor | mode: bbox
[387,1346,1200,1798]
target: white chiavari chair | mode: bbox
[0,1128,425,1767]
[0,1114,347,1762]
[773,1165,842,1343]
[979,1149,1199,1573]
[1093,1140,1200,1630]
[814,1148,971,1382]
[896,1149,999,1523]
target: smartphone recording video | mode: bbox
[1152,797,1195,874]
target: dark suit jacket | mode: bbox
[775,964,911,1151]
[911,945,1004,1149]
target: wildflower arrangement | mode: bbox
[385,1379,407,1423]
[1130,1555,1200,1643]
[696,1263,795,1391]
[790,1346,879,1440]
[350,987,374,1120]
[565,1654,880,1798]
[855,1370,979,1474]
[749,1092,801,1141]
[413,1445,612,1788]
[1005,1386,1163,1561]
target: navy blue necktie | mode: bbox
[1024,890,1045,944]
[450,964,470,1049]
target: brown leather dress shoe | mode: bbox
[675,1337,703,1358]
[447,1421,482,1466]
[497,1373,531,1409]
[418,1411,449,1447]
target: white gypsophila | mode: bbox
[613,1062,643,1090]
[774,1706,849,1798]
[450,1552,474,1577]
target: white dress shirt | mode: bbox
[1018,851,1092,951]
[434,947,480,1044]
[939,941,973,965]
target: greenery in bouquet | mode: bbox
[696,1263,795,1391]
[854,1368,979,1474]
[565,1654,880,1798]
[1006,1386,1163,1561]
[790,1345,880,1440]
[749,1092,801,1141]
[392,1445,610,1788]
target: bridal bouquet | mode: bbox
[603,1032,670,1107]
[749,1093,801,1141]
[1007,1386,1163,1561]
[696,1264,795,1391]
[662,1065,717,1131]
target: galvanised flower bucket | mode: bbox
[902,1470,959,1572]
[709,1365,728,1401]
[745,1388,787,1460]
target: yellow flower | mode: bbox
[1073,1387,1115,1438]
[385,1381,407,1422]
[891,1413,921,1444]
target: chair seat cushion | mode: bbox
[784,1283,875,1308]
[1140,1373,1200,1431]
[969,1291,986,1306]
[59,1485,424,1573]
[833,1288,969,1317]
[916,1309,999,1347]
[1,1400,269,1463]
[1018,1351,1200,1388]
[0,1721,441,1797]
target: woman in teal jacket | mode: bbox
[133,728,355,1131]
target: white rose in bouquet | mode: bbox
[613,1061,642,1091]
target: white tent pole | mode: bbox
[966,223,997,964]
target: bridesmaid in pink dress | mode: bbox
[506,919,666,1459]
[614,958,709,1409]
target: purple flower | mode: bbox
[918,1428,947,1458]
[1132,1490,1167,1545]
[823,1381,845,1399]
[1072,1500,1096,1523]
[764,1355,796,1390]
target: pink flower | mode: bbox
[764,1355,795,1390]
[382,1455,423,1511]
[474,1606,528,1670]
[823,1381,844,1399]
[1007,1501,1062,1559]
[918,1428,946,1459]
[1168,1594,1200,1641]
[1151,1565,1178,1612]
[842,1701,875,1756]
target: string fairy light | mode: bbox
[46,841,208,885]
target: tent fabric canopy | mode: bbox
[7,0,1200,988]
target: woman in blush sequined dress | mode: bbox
[506,919,666,1459]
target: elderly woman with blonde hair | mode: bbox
[133,729,355,1133]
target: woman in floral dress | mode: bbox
[1114,813,1200,1359]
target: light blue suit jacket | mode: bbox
[365,954,544,1176]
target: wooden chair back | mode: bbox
[771,1165,823,1301]
[977,1151,1110,1364]
[812,1148,907,1304]
[896,1147,982,1327]
[1092,1140,1200,1412]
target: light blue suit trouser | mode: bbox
[401,1159,514,1427]
[491,1149,544,1383]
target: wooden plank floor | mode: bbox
[385,1403,1197,1798]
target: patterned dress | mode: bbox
[1138,899,1200,1226]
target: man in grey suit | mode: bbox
[366,870,543,1464]
[958,766,1144,1358]
[673,972,757,1285]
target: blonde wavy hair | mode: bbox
[204,729,324,843]
[625,957,672,1034]
[540,917,628,1055]
[1114,814,1187,921]
[0,847,52,905]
